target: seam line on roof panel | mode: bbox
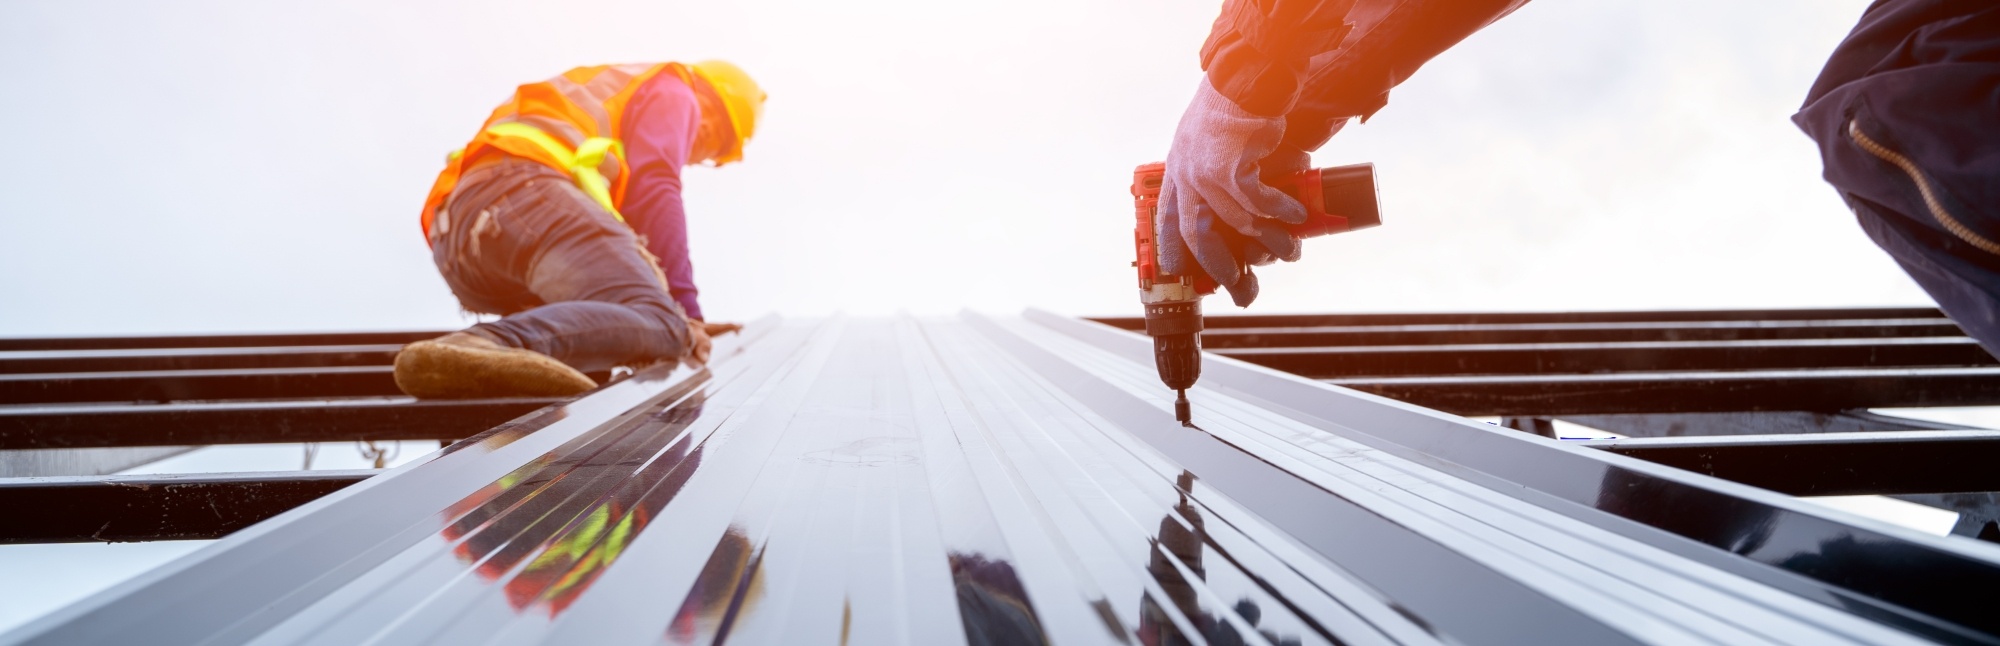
[1017,317,1916,644]
[238,326,807,645]
[915,318,1178,644]
[941,315,1359,645]
[1008,312,1928,644]
[962,312,1644,646]
[1020,309,2000,643]
[896,317,1063,646]
[639,319,848,644]
[990,315,1828,644]
[240,320,816,646]
[542,318,845,644]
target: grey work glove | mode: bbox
[1157,77,1309,307]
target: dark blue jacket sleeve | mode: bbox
[1791,0,2000,345]
[1794,0,2000,247]
[619,73,705,321]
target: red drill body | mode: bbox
[1131,162,1381,423]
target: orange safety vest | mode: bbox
[419,62,694,240]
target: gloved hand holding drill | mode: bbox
[1137,50,1383,424]
[1157,77,1312,308]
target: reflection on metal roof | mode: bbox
[4,313,1997,644]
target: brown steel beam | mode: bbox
[1329,367,2000,416]
[0,398,556,449]
[0,470,373,544]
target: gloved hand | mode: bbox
[1158,77,1309,307]
[683,320,741,366]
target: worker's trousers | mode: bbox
[430,159,690,372]
[1796,0,2000,353]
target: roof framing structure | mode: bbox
[3,308,1998,644]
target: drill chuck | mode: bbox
[1151,332,1201,391]
[1144,298,1203,393]
[1147,299,1202,424]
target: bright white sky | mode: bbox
[0,0,1933,634]
[0,0,1910,339]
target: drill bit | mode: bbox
[1174,389,1191,425]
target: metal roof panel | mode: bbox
[3,314,1991,645]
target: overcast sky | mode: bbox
[0,0,1900,338]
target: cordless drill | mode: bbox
[1131,162,1381,423]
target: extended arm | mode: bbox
[1160,0,1529,306]
[621,76,706,321]
[1259,0,1529,154]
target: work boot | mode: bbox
[393,332,598,399]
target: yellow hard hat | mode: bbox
[690,60,765,165]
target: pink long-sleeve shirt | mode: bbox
[618,74,705,320]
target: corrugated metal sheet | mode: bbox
[5,313,1995,645]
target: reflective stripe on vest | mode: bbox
[482,122,627,223]
[419,62,691,240]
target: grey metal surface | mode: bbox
[1095,307,1950,328]
[0,446,193,477]
[1575,431,2000,496]
[1217,337,1996,377]
[1555,410,1982,438]
[1194,318,1965,347]
[1326,367,2000,415]
[1894,493,2000,540]
[9,314,1994,645]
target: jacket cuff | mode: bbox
[676,292,704,322]
[1199,0,1354,117]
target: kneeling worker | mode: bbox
[394,60,763,399]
